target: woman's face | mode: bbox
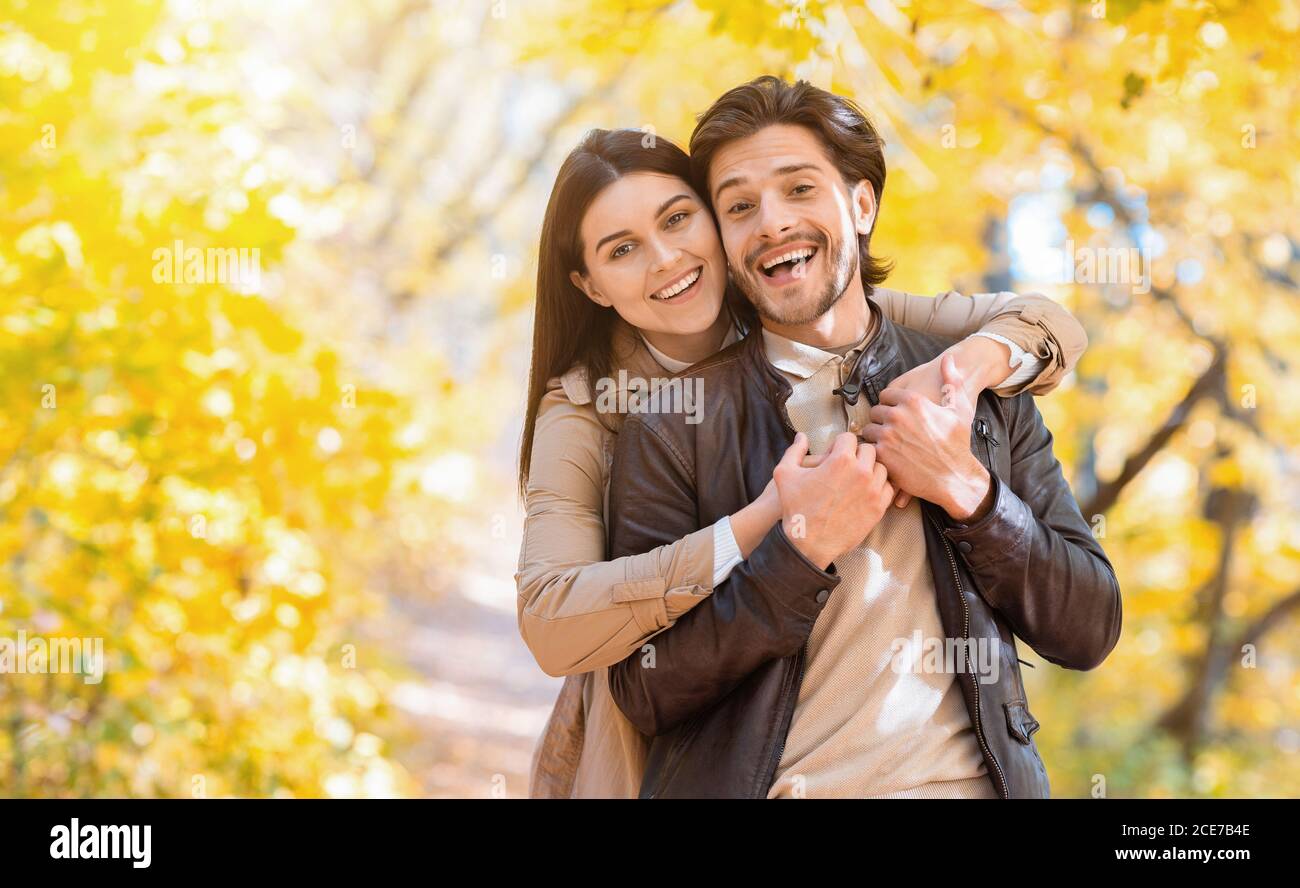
[571,172,727,338]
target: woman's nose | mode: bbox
[648,237,681,272]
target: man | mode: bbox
[605,76,1122,799]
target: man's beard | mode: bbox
[733,230,859,328]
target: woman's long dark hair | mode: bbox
[519,128,722,499]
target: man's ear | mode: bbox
[852,180,878,236]
[569,270,612,308]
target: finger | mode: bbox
[940,354,973,411]
[800,452,828,469]
[856,441,877,473]
[828,430,858,460]
[778,432,809,471]
[877,385,907,406]
[871,461,888,486]
[868,403,895,425]
[894,491,912,508]
[859,421,884,444]
[940,352,965,389]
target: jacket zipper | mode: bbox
[759,393,810,797]
[975,417,999,468]
[928,511,1009,799]
[761,640,806,797]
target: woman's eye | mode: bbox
[665,211,688,227]
[728,201,752,214]
[792,184,813,195]
[611,243,633,259]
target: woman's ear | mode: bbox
[852,181,878,236]
[569,270,612,308]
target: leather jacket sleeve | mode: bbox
[605,416,838,737]
[942,395,1122,670]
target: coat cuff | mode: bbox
[978,311,1065,395]
[939,473,1033,575]
[711,516,745,587]
[748,521,841,622]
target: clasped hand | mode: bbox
[767,354,992,570]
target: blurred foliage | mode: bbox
[1,0,420,797]
[1,0,1297,798]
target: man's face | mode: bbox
[709,124,875,326]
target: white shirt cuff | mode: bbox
[970,331,1045,391]
[711,516,745,587]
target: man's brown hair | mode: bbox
[689,75,893,290]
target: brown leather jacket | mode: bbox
[605,300,1122,799]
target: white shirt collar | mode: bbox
[640,322,741,374]
[760,316,877,380]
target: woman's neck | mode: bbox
[640,306,734,366]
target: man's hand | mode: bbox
[862,354,994,522]
[773,431,895,570]
[873,335,1009,508]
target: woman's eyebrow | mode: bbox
[594,194,693,252]
[595,229,632,252]
[655,193,693,217]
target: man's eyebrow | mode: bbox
[594,194,693,253]
[713,163,823,202]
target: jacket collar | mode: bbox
[743,294,903,410]
[557,316,667,406]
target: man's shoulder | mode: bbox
[886,317,1035,428]
[888,317,962,365]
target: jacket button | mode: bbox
[815,589,830,604]
[957,541,973,555]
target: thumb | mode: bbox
[940,352,965,388]
[778,432,809,470]
[940,353,969,410]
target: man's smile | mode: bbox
[753,242,819,287]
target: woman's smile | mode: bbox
[649,265,704,304]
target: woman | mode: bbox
[516,128,1086,798]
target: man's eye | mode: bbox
[728,201,752,214]
[792,184,813,195]
[611,243,633,259]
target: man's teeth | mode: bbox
[761,247,815,271]
[653,267,701,300]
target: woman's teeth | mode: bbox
[652,267,701,300]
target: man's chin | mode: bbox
[750,281,825,326]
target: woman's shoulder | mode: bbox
[536,371,606,441]
[529,373,612,496]
[550,364,593,407]
[542,317,658,412]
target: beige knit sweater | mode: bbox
[762,323,998,800]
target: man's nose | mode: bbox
[755,197,797,240]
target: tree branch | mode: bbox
[1079,345,1225,517]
